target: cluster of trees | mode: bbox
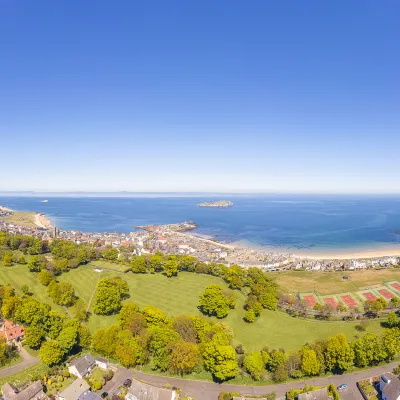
[199,285,236,318]
[0,232,48,257]
[241,328,400,382]
[93,277,129,315]
[92,302,239,381]
[0,284,91,366]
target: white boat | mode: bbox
[40,200,48,203]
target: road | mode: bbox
[99,366,131,396]
[131,361,400,400]
[0,347,39,378]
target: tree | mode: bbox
[47,281,75,306]
[92,325,122,356]
[72,299,87,321]
[27,255,43,272]
[2,253,13,267]
[115,334,143,368]
[387,312,398,328]
[162,260,179,277]
[244,309,256,323]
[353,333,385,367]
[94,286,121,315]
[203,339,238,381]
[142,305,167,326]
[199,285,236,318]
[381,328,400,360]
[24,326,43,349]
[324,334,354,372]
[118,303,140,329]
[243,352,264,380]
[37,270,53,286]
[172,315,197,343]
[1,296,20,319]
[39,340,64,365]
[267,350,287,372]
[93,277,129,315]
[147,327,181,371]
[57,327,78,354]
[300,347,320,376]
[21,285,30,295]
[169,341,200,375]
[131,256,147,273]
[259,291,278,311]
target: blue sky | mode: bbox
[1,0,399,193]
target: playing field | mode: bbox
[0,262,385,352]
[273,269,400,295]
[58,265,383,351]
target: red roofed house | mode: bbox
[0,320,25,345]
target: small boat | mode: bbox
[40,200,48,203]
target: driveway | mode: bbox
[0,347,39,378]
[98,366,131,396]
[132,361,400,400]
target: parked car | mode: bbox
[101,392,109,398]
[337,384,348,391]
[123,379,132,387]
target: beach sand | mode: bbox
[34,213,53,229]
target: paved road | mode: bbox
[132,361,400,400]
[0,347,39,378]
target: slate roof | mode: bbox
[70,354,96,377]
[2,381,44,400]
[126,380,175,400]
[382,376,400,400]
[78,390,102,400]
[59,379,90,400]
[298,388,329,400]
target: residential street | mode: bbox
[132,361,400,400]
[0,348,39,378]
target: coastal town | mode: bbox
[1,206,400,272]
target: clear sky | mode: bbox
[1,0,399,193]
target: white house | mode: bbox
[380,373,400,400]
[68,354,109,379]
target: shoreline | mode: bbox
[0,205,53,229]
[2,203,400,261]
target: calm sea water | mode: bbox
[2,194,400,254]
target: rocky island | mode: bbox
[197,200,233,208]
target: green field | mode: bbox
[0,212,38,228]
[58,265,384,351]
[272,269,400,295]
[0,262,385,352]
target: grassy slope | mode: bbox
[0,212,38,228]
[59,265,383,351]
[0,263,65,315]
[272,269,400,295]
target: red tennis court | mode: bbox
[323,297,338,308]
[362,292,377,301]
[303,295,317,307]
[341,295,357,307]
[391,283,400,292]
[378,289,394,299]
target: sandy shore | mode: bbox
[34,213,53,229]
[292,245,400,260]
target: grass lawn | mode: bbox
[272,269,400,295]
[0,354,22,371]
[0,212,38,228]
[0,362,48,387]
[59,266,384,352]
[90,260,131,273]
[0,264,65,315]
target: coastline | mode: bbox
[0,205,53,229]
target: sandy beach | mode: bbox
[34,213,53,229]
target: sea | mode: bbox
[2,194,400,256]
